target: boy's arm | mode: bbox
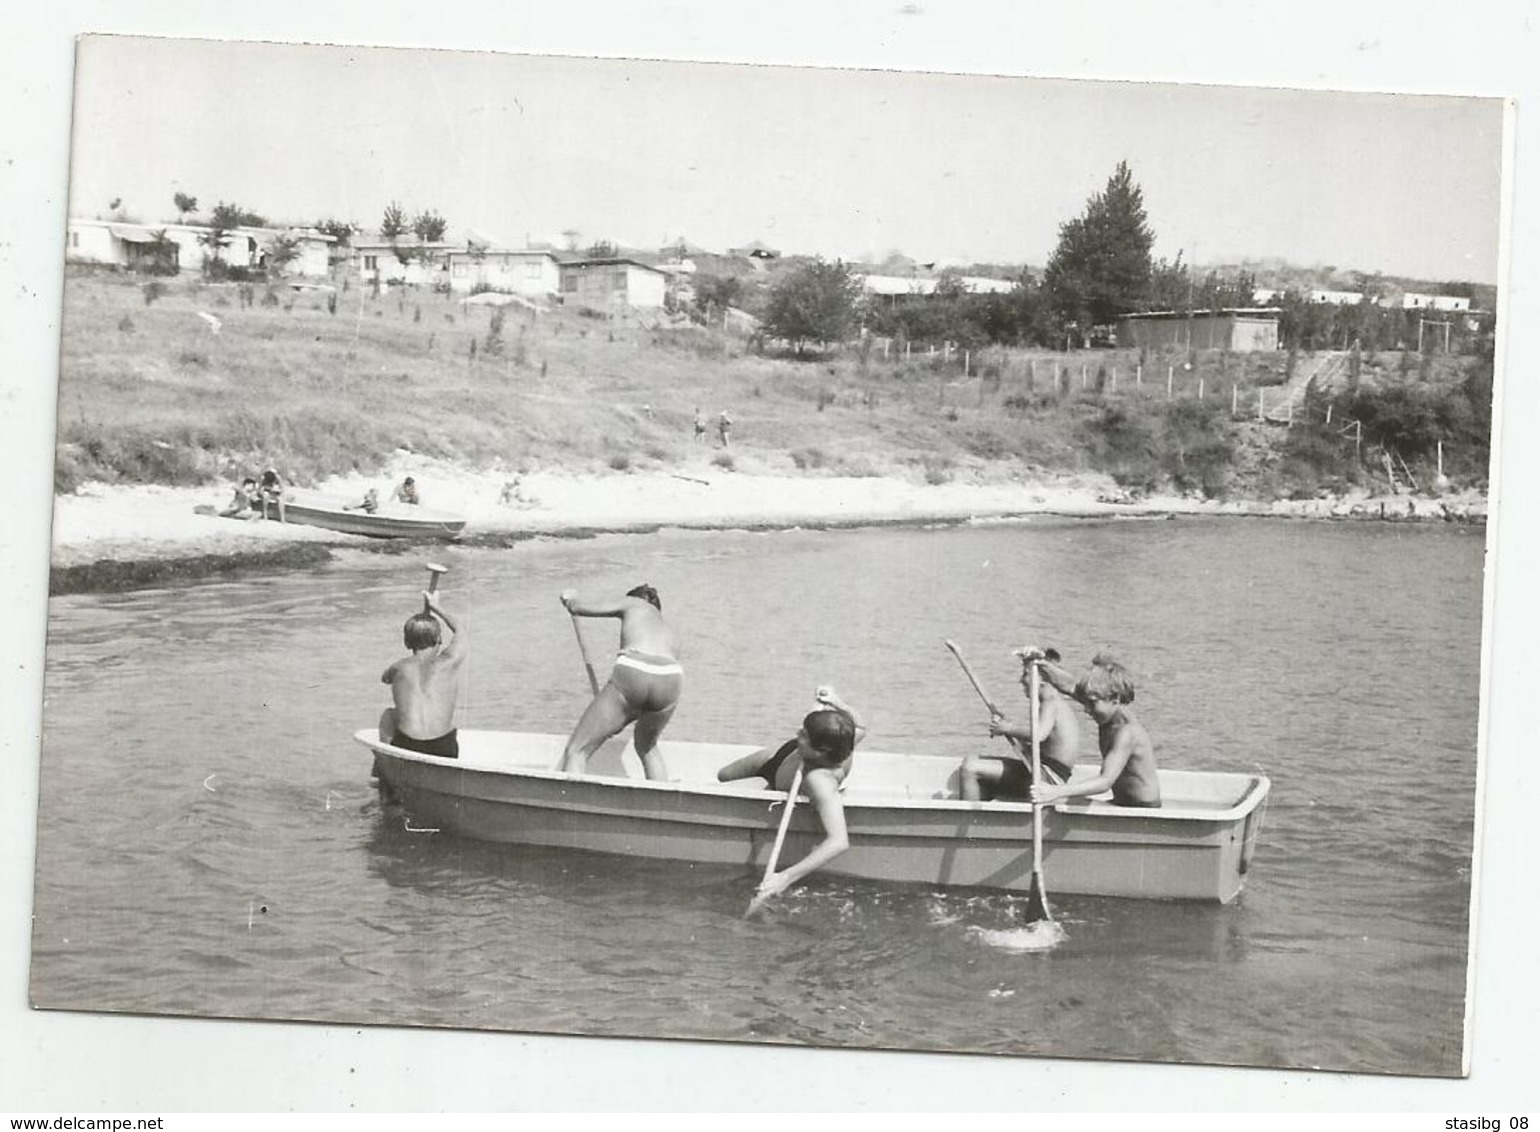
[757,770,849,896]
[380,660,398,685]
[424,594,467,661]
[1015,648,1083,704]
[1033,727,1134,805]
[814,685,866,746]
[559,589,630,618]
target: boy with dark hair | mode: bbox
[718,685,867,902]
[559,582,682,780]
[1018,647,1161,808]
[378,592,468,760]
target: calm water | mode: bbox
[30,518,1484,1075]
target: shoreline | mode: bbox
[48,461,1489,595]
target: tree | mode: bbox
[412,209,447,243]
[694,274,743,317]
[145,229,179,275]
[266,233,301,276]
[173,193,198,224]
[561,228,582,252]
[1042,160,1155,333]
[198,204,237,271]
[315,218,356,247]
[586,239,618,259]
[381,201,409,243]
[762,258,862,355]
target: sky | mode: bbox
[69,35,1505,282]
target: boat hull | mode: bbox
[266,492,466,539]
[355,729,1269,903]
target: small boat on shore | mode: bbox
[263,491,467,540]
[354,728,1270,903]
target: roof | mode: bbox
[1121,308,1282,321]
[559,257,666,274]
[443,247,559,261]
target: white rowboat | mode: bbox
[354,729,1270,903]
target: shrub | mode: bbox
[1080,403,1159,491]
[790,447,829,471]
[142,281,167,306]
[608,453,631,472]
[712,452,735,470]
[117,315,135,334]
[178,351,209,368]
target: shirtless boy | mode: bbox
[378,593,468,759]
[1018,647,1161,808]
[559,583,682,780]
[959,647,1080,801]
[718,685,866,903]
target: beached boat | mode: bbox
[263,491,466,540]
[354,729,1270,903]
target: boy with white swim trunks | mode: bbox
[558,583,682,781]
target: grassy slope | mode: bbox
[52,271,1478,497]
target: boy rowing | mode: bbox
[1016,647,1161,809]
[378,592,468,760]
[559,583,682,781]
[959,647,1079,801]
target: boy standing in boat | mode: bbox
[1018,647,1161,808]
[559,584,682,781]
[378,592,468,760]
[959,647,1079,800]
[718,685,866,904]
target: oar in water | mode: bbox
[424,562,448,612]
[1021,659,1055,926]
[745,765,804,919]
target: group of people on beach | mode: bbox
[377,582,1159,905]
[344,477,422,514]
[218,468,289,520]
[693,406,732,447]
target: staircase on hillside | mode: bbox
[1262,351,1350,424]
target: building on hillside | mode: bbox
[858,273,1018,307]
[350,239,458,286]
[558,258,667,310]
[1401,292,1472,312]
[1309,289,1374,306]
[1117,308,1281,353]
[443,248,562,297]
[730,239,780,260]
[65,219,333,277]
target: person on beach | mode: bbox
[378,592,468,760]
[559,584,682,781]
[717,409,733,447]
[344,487,380,514]
[258,468,286,521]
[717,686,866,902]
[394,477,420,505]
[958,647,1079,801]
[693,407,706,443]
[219,477,261,520]
[1017,647,1161,808]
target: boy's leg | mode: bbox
[960,753,1007,801]
[633,704,677,781]
[561,684,632,775]
[378,707,397,743]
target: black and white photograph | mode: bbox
[4,3,1536,1114]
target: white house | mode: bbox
[444,249,562,296]
[1402,292,1472,312]
[65,218,333,277]
[558,258,667,309]
[351,239,457,287]
[858,273,1018,299]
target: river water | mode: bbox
[30,517,1484,1075]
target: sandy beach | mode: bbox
[47,451,1488,590]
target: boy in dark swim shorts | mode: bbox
[717,685,867,903]
[559,583,682,781]
[378,592,468,760]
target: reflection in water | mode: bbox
[32,519,1481,1073]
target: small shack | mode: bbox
[1117,308,1281,353]
[558,258,667,310]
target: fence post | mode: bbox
[1111,366,1117,391]
[1198,378,1205,400]
[1081,364,1088,389]
[1136,363,1142,386]
[1232,384,1238,415]
[1326,403,1332,425]
[1167,365,1174,399]
[1257,388,1264,421]
[964,349,970,377]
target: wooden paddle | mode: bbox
[745,765,804,919]
[569,607,600,695]
[1022,660,1055,925]
[944,639,1027,761]
[424,562,448,613]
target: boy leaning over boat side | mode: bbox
[959,646,1078,801]
[1017,647,1161,809]
[717,686,866,903]
[378,592,468,760]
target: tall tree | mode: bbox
[1042,161,1155,332]
[412,209,447,243]
[173,192,198,224]
[381,201,409,243]
[763,258,862,355]
[265,234,301,276]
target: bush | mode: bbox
[711,452,735,470]
[1080,403,1159,491]
[142,281,167,306]
[608,453,632,472]
[1158,400,1235,498]
[791,447,829,470]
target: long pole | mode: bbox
[1167,365,1174,399]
